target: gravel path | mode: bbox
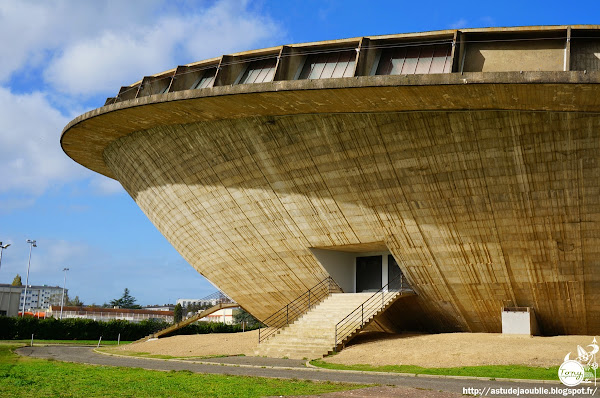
[192,355,306,368]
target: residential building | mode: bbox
[48,306,173,323]
[20,285,66,311]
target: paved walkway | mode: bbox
[17,346,596,398]
[189,355,307,368]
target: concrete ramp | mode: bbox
[134,302,239,343]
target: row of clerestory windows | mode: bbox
[107,41,453,104]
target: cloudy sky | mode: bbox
[0,0,596,306]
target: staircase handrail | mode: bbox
[198,290,235,305]
[258,276,342,343]
[334,274,413,349]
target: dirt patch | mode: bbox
[116,330,259,357]
[323,332,597,368]
[114,330,595,368]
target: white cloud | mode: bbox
[44,0,283,96]
[89,176,125,196]
[0,1,162,82]
[0,0,283,198]
[449,18,468,29]
[0,87,89,195]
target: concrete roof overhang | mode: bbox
[61,71,600,179]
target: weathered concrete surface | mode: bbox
[60,26,600,335]
[97,107,600,334]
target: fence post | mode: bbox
[334,325,337,352]
[308,290,311,309]
[286,304,288,325]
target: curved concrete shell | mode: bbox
[62,26,600,335]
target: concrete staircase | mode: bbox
[255,292,377,359]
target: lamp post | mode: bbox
[21,239,36,317]
[60,267,69,319]
[0,242,10,273]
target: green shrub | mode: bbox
[0,316,254,341]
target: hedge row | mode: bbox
[0,317,254,341]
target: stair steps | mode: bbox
[255,292,407,359]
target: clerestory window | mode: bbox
[298,50,356,79]
[375,44,452,75]
[191,68,217,89]
[237,58,277,84]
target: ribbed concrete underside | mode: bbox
[103,110,600,335]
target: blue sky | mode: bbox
[0,0,597,306]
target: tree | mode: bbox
[173,303,183,323]
[11,274,22,286]
[109,288,141,309]
[183,302,211,317]
[48,291,68,307]
[233,308,262,329]
[68,296,83,306]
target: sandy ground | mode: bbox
[323,332,598,368]
[116,330,596,367]
[116,329,259,357]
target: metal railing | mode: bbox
[334,274,413,350]
[258,276,342,343]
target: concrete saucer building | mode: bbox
[62,25,600,345]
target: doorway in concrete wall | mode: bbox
[310,242,403,293]
[356,255,382,292]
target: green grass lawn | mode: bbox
[0,344,364,397]
[310,359,559,381]
[2,339,131,346]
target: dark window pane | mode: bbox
[238,58,277,84]
[192,68,217,89]
[431,45,451,73]
[299,50,356,80]
[376,44,452,75]
[415,46,435,74]
[401,47,420,74]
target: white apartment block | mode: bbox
[199,307,238,324]
[20,285,66,310]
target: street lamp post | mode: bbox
[0,242,11,273]
[21,240,37,317]
[60,268,69,319]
